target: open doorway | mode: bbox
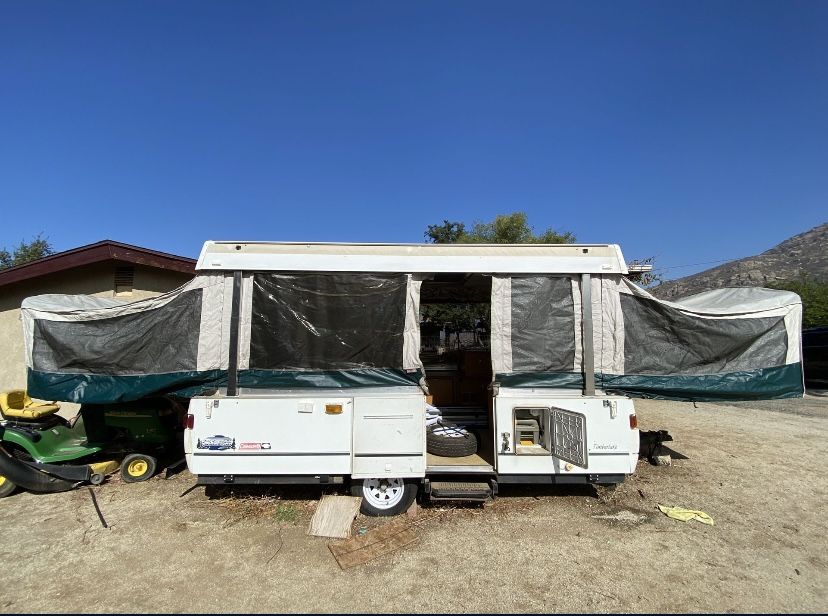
[420,273,494,470]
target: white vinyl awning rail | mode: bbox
[196,241,630,274]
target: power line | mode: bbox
[650,256,746,274]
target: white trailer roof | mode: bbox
[196,241,629,274]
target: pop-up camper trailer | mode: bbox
[21,241,804,515]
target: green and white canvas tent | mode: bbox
[20,242,804,403]
[491,276,803,400]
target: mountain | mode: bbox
[651,222,828,300]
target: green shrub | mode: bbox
[769,277,828,328]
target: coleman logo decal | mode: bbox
[239,442,272,450]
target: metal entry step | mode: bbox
[428,480,493,502]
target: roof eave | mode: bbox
[0,240,195,288]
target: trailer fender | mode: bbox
[0,445,80,493]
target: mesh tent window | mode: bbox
[32,289,203,375]
[510,276,576,373]
[620,294,789,375]
[249,273,408,371]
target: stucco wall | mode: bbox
[0,263,192,413]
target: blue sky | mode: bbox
[1,1,826,280]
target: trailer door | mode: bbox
[549,406,588,468]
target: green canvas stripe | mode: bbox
[31,364,801,404]
[27,369,227,404]
[496,363,804,401]
[598,364,804,401]
[496,372,584,389]
[28,368,422,404]
[239,369,422,389]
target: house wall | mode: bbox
[0,263,192,414]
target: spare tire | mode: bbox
[427,422,478,457]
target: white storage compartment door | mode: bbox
[353,397,425,456]
[352,396,425,478]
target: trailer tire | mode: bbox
[351,478,418,517]
[0,475,16,498]
[427,422,478,457]
[121,453,157,483]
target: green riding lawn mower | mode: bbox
[0,390,186,498]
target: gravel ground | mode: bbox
[1,396,827,613]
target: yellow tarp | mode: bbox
[657,504,715,526]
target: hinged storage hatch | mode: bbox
[550,407,588,468]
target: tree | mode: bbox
[424,211,575,244]
[769,276,828,329]
[420,303,482,331]
[425,220,466,244]
[0,234,54,270]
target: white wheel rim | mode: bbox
[362,478,405,510]
[431,424,469,438]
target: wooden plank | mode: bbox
[328,519,418,569]
[427,452,489,467]
[308,495,361,539]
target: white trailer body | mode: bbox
[184,241,640,514]
[185,388,638,480]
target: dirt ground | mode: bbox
[2,397,827,613]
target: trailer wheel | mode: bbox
[121,454,157,483]
[426,422,478,457]
[351,478,418,517]
[0,475,16,498]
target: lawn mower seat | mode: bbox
[0,390,60,420]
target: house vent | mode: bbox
[114,266,135,296]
